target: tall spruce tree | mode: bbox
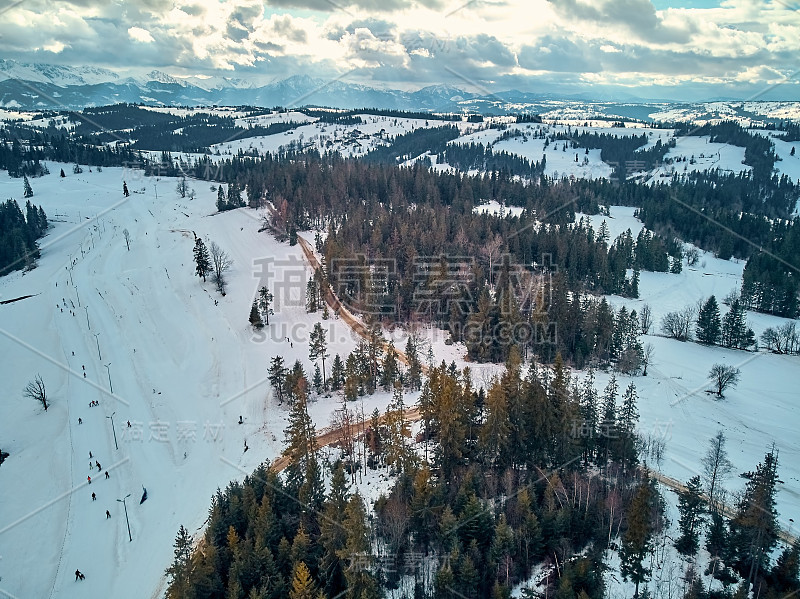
[696,295,722,345]
[675,475,705,558]
[193,238,211,282]
[721,299,750,349]
[249,300,264,329]
[308,323,328,387]
[23,175,33,198]
[620,480,656,598]
[216,185,228,211]
[319,463,349,598]
[268,356,287,404]
[729,448,780,586]
[165,525,193,599]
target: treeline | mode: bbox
[182,150,800,320]
[267,330,424,406]
[299,109,363,125]
[673,121,778,181]
[164,460,379,599]
[74,103,178,131]
[362,125,461,164]
[0,198,48,275]
[777,121,800,142]
[0,132,143,176]
[437,142,545,179]
[551,130,674,178]
[562,173,798,317]
[126,119,302,153]
[299,107,462,121]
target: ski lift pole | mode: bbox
[117,493,132,542]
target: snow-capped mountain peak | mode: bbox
[0,59,120,86]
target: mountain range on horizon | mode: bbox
[0,59,673,113]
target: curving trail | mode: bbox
[268,236,428,475]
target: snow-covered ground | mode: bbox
[473,200,525,218]
[0,165,379,598]
[209,114,475,159]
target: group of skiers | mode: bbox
[80,448,114,580]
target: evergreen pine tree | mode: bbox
[380,342,398,391]
[268,356,287,404]
[696,295,722,345]
[319,463,349,597]
[165,525,193,598]
[306,279,319,313]
[23,175,33,198]
[769,544,799,593]
[617,382,639,471]
[481,378,512,471]
[579,369,599,464]
[309,323,328,387]
[249,300,264,329]
[405,336,422,391]
[675,475,705,557]
[729,448,780,585]
[620,480,656,598]
[312,364,323,395]
[721,299,750,349]
[338,494,378,599]
[217,186,228,212]
[193,238,211,282]
[329,354,344,391]
[288,562,319,599]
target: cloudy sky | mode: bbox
[2,0,799,100]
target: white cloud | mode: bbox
[0,0,798,99]
[128,26,155,43]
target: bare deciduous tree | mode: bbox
[685,247,700,267]
[209,241,233,295]
[760,321,798,355]
[708,363,740,398]
[483,233,502,286]
[176,177,188,198]
[660,305,697,341]
[24,374,48,411]
[641,343,655,376]
[640,304,653,335]
[701,430,733,512]
[379,494,410,555]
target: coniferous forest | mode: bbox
[166,348,794,599]
[0,198,48,275]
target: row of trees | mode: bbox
[267,329,425,404]
[663,296,756,350]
